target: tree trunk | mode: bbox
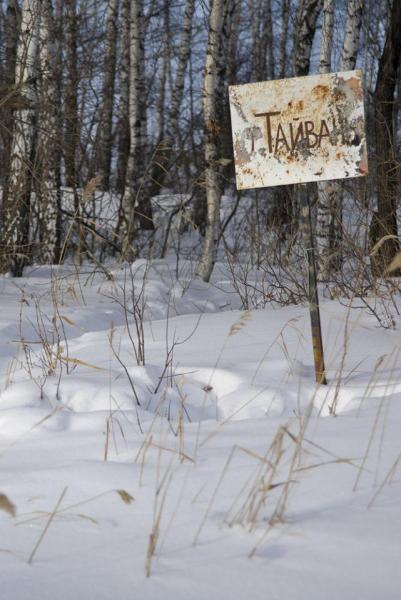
[340,0,363,71]
[370,0,401,276]
[116,0,130,194]
[250,0,262,82]
[156,0,170,144]
[196,0,227,282]
[93,0,119,191]
[64,0,81,262]
[293,0,323,77]
[279,0,290,78]
[0,1,20,194]
[34,0,61,264]
[226,0,241,85]
[261,0,274,80]
[285,0,322,237]
[64,0,79,191]
[318,0,363,280]
[144,0,195,202]
[122,0,149,254]
[315,0,335,279]
[166,0,195,144]
[1,0,39,276]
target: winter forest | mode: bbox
[0,0,399,280]
[0,1,401,599]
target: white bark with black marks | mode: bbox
[122,0,148,250]
[95,0,119,190]
[35,0,60,264]
[316,0,363,280]
[316,0,335,279]
[2,0,40,275]
[116,0,130,193]
[196,0,228,282]
[340,0,363,71]
[167,0,195,142]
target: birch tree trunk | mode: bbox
[316,0,363,280]
[196,0,227,282]
[1,0,39,276]
[370,0,401,276]
[166,0,195,144]
[287,0,322,238]
[116,0,130,194]
[318,0,334,74]
[64,0,82,261]
[64,0,78,191]
[315,0,335,279]
[93,0,119,191]
[340,0,363,71]
[333,0,363,266]
[121,0,148,255]
[156,0,170,143]
[34,0,61,264]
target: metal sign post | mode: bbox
[229,70,368,385]
[300,185,326,385]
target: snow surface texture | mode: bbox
[0,260,400,600]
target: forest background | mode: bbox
[0,0,400,291]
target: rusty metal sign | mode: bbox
[229,70,368,189]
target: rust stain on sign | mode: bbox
[229,70,368,190]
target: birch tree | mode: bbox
[316,0,363,279]
[122,0,147,255]
[165,0,195,146]
[315,0,335,278]
[64,0,78,191]
[156,0,170,144]
[93,0,119,191]
[284,0,322,235]
[116,0,130,193]
[340,0,363,71]
[196,0,228,282]
[1,0,40,276]
[34,0,61,264]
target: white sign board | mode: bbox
[229,70,368,190]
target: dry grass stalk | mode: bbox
[28,487,68,564]
[368,451,401,508]
[116,490,135,504]
[145,465,173,577]
[354,348,400,492]
[0,493,16,517]
[17,489,135,528]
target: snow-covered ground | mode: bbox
[0,259,400,599]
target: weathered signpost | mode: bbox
[229,70,368,385]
